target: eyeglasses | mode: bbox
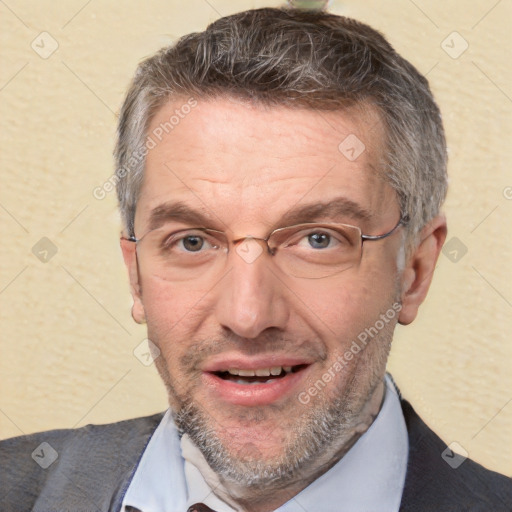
[126,216,407,281]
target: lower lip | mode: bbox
[202,366,311,406]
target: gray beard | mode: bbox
[172,367,382,491]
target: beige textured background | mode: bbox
[1,0,511,477]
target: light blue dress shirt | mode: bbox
[121,375,408,512]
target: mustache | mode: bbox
[178,331,327,370]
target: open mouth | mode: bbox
[211,364,308,385]
[203,359,313,405]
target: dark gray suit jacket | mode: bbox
[1,399,511,511]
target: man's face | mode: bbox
[123,98,406,486]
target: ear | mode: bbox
[120,238,146,324]
[398,215,447,325]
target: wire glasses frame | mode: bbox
[125,215,408,280]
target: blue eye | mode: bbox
[307,232,331,249]
[295,230,341,250]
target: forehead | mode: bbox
[137,97,398,232]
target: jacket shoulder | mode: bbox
[400,399,512,511]
[0,412,164,512]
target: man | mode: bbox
[1,6,511,512]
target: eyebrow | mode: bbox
[148,201,218,231]
[278,197,373,227]
[147,197,373,233]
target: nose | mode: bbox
[214,238,289,339]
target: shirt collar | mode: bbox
[122,374,408,512]
[121,408,188,512]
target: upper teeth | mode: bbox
[227,366,292,377]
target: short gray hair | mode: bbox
[115,7,447,248]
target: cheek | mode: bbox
[292,270,395,344]
[141,279,213,371]
[141,277,212,330]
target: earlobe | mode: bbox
[120,238,146,324]
[398,215,447,325]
